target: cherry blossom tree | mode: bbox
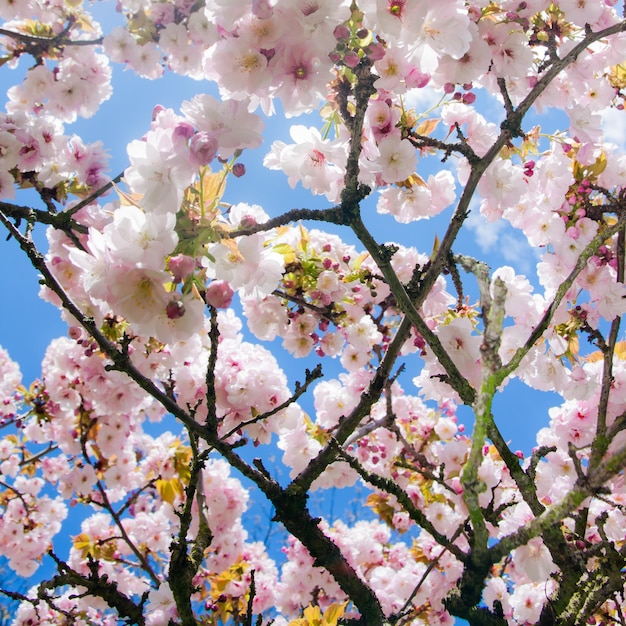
[1,0,626,624]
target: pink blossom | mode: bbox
[125,126,196,214]
[479,21,534,79]
[264,125,346,201]
[204,37,272,100]
[408,1,473,73]
[207,233,285,297]
[510,582,553,624]
[513,538,558,582]
[272,43,331,116]
[367,100,402,143]
[375,135,417,184]
[180,94,264,157]
[169,253,196,282]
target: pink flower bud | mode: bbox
[366,42,386,61]
[169,254,196,283]
[232,163,246,177]
[239,215,257,228]
[333,24,350,40]
[166,299,186,320]
[173,122,195,141]
[189,132,218,166]
[205,280,234,309]
[343,51,360,68]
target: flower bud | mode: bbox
[333,24,350,40]
[189,132,218,166]
[169,254,196,283]
[205,280,234,309]
[173,121,195,141]
[366,42,386,61]
[343,51,360,68]
[232,163,246,178]
[166,299,186,319]
[239,214,257,228]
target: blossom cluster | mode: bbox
[2,0,626,624]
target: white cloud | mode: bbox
[601,107,626,150]
[403,85,440,112]
[465,205,505,252]
[465,205,538,276]
[500,233,535,275]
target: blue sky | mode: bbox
[0,11,564,468]
[0,4,597,621]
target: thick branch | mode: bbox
[0,201,87,234]
[416,20,626,324]
[335,444,467,562]
[0,210,208,438]
[292,316,412,492]
[41,554,145,625]
[351,216,476,405]
[229,206,348,238]
[500,219,624,383]
[0,27,103,47]
[169,442,212,626]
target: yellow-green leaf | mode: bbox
[114,183,143,208]
[273,243,297,264]
[73,532,94,558]
[303,605,322,624]
[414,118,439,137]
[156,477,184,505]
[201,170,227,210]
[323,602,349,625]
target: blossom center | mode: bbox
[384,62,398,77]
[238,54,260,73]
[388,0,405,16]
[309,149,326,166]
